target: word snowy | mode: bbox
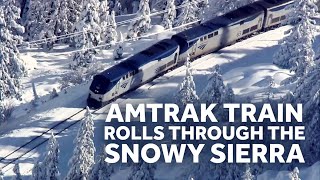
[106,103,303,123]
[104,103,305,164]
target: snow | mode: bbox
[258,162,320,180]
[0,25,319,179]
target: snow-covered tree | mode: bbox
[42,133,60,180]
[174,0,200,27]
[37,0,60,50]
[113,0,122,15]
[70,48,95,69]
[12,163,22,180]
[289,167,301,180]
[0,7,26,103]
[55,0,71,37]
[200,65,234,104]
[151,0,167,10]
[32,161,45,180]
[1,0,25,43]
[175,55,199,107]
[273,0,317,82]
[127,0,151,39]
[242,165,254,180]
[101,10,118,49]
[264,77,275,103]
[292,61,320,163]
[73,0,101,48]
[161,0,176,29]
[65,107,95,180]
[90,153,114,180]
[25,0,45,41]
[113,32,124,60]
[223,84,235,104]
[128,162,156,180]
[304,109,320,164]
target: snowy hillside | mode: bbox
[0,24,319,179]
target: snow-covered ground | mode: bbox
[0,26,319,179]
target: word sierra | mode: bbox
[106,103,302,123]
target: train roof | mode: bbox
[97,39,179,82]
[126,39,179,68]
[173,24,220,42]
[223,4,264,24]
[98,62,134,82]
[256,0,293,9]
[172,3,264,43]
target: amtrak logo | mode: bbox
[121,82,129,88]
[198,44,207,50]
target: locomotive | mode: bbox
[87,0,294,108]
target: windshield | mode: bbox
[90,75,112,94]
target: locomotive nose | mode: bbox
[87,94,103,109]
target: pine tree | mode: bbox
[101,10,118,49]
[174,0,199,27]
[12,163,22,180]
[289,167,301,180]
[90,153,114,180]
[175,55,199,107]
[0,7,26,104]
[65,107,95,180]
[292,62,320,163]
[55,0,71,38]
[113,32,124,60]
[43,133,60,180]
[38,0,60,50]
[273,0,317,82]
[161,0,176,29]
[73,0,101,48]
[113,0,122,15]
[25,0,45,41]
[1,0,25,43]
[242,165,254,180]
[127,0,151,39]
[151,0,167,11]
[200,65,234,104]
[128,162,156,180]
[32,161,45,180]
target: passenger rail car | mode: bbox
[87,0,294,108]
[88,39,179,108]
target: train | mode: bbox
[87,0,294,108]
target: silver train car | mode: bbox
[87,0,294,108]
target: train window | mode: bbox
[280,15,286,21]
[243,28,250,34]
[271,17,280,24]
[240,21,245,25]
[214,31,218,36]
[250,25,258,31]
[200,37,204,41]
[204,36,207,40]
[208,33,214,38]
[130,71,134,76]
